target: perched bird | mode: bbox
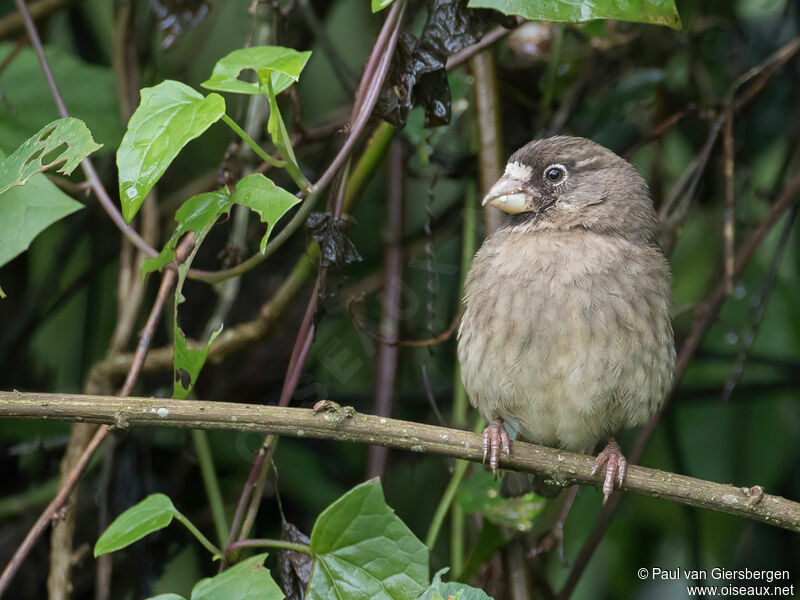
[457,136,675,503]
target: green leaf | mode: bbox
[94,494,177,557]
[173,325,222,400]
[457,471,544,532]
[142,190,231,397]
[201,46,312,97]
[418,569,492,600]
[117,81,225,223]
[308,479,429,600]
[467,0,682,29]
[142,190,233,279]
[0,43,123,155]
[0,118,101,196]
[145,595,186,600]
[232,174,301,252]
[372,0,395,12]
[265,77,305,187]
[191,554,283,600]
[0,147,83,271]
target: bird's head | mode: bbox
[483,136,659,241]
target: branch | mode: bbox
[1,392,799,534]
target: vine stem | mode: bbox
[226,539,311,556]
[2,392,799,534]
[0,236,195,597]
[222,113,287,169]
[227,0,406,548]
[173,511,224,560]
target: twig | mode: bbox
[297,0,357,94]
[623,105,697,159]
[447,25,515,70]
[0,0,69,39]
[722,105,735,295]
[722,204,798,401]
[0,237,194,597]
[1,392,799,534]
[366,140,404,478]
[12,0,159,259]
[471,49,505,234]
[349,297,462,348]
[189,0,406,285]
[558,170,800,599]
[227,3,406,547]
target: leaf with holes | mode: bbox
[117,81,225,223]
[173,325,221,400]
[201,46,312,97]
[140,190,231,397]
[192,554,283,600]
[94,494,178,557]
[142,190,233,279]
[0,148,83,273]
[232,174,301,253]
[417,569,493,600]
[0,118,101,196]
[467,0,682,29]
[307,479,429,600]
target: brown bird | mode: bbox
[457,136,675,503]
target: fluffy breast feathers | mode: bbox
[457,226,675,451]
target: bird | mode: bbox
[457,136,675,503]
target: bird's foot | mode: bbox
[591,438,627,504]
[482,419,510,478]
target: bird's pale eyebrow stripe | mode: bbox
[575,157,603,169]
[505,161,533,180]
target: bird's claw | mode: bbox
[591,439,627,504]
[482,419,510,478]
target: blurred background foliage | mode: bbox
[0,0,799,598]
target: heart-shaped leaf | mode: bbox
[417,569,494,599]
[117,81,225,223]
[201,46,312,97]
[94,494,177,557]
[192,554,283,600]
[0,148,83,272]
[0,118,101,196]
[468,0,682,30]
[307,479,429,600]
[232,174,301,252]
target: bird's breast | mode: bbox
[457,229,675,451]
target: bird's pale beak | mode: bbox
[481,175,535,214]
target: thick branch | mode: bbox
[1,391,798,534]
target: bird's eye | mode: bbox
[544,164,567,185]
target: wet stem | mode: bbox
[173,510,225,561]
